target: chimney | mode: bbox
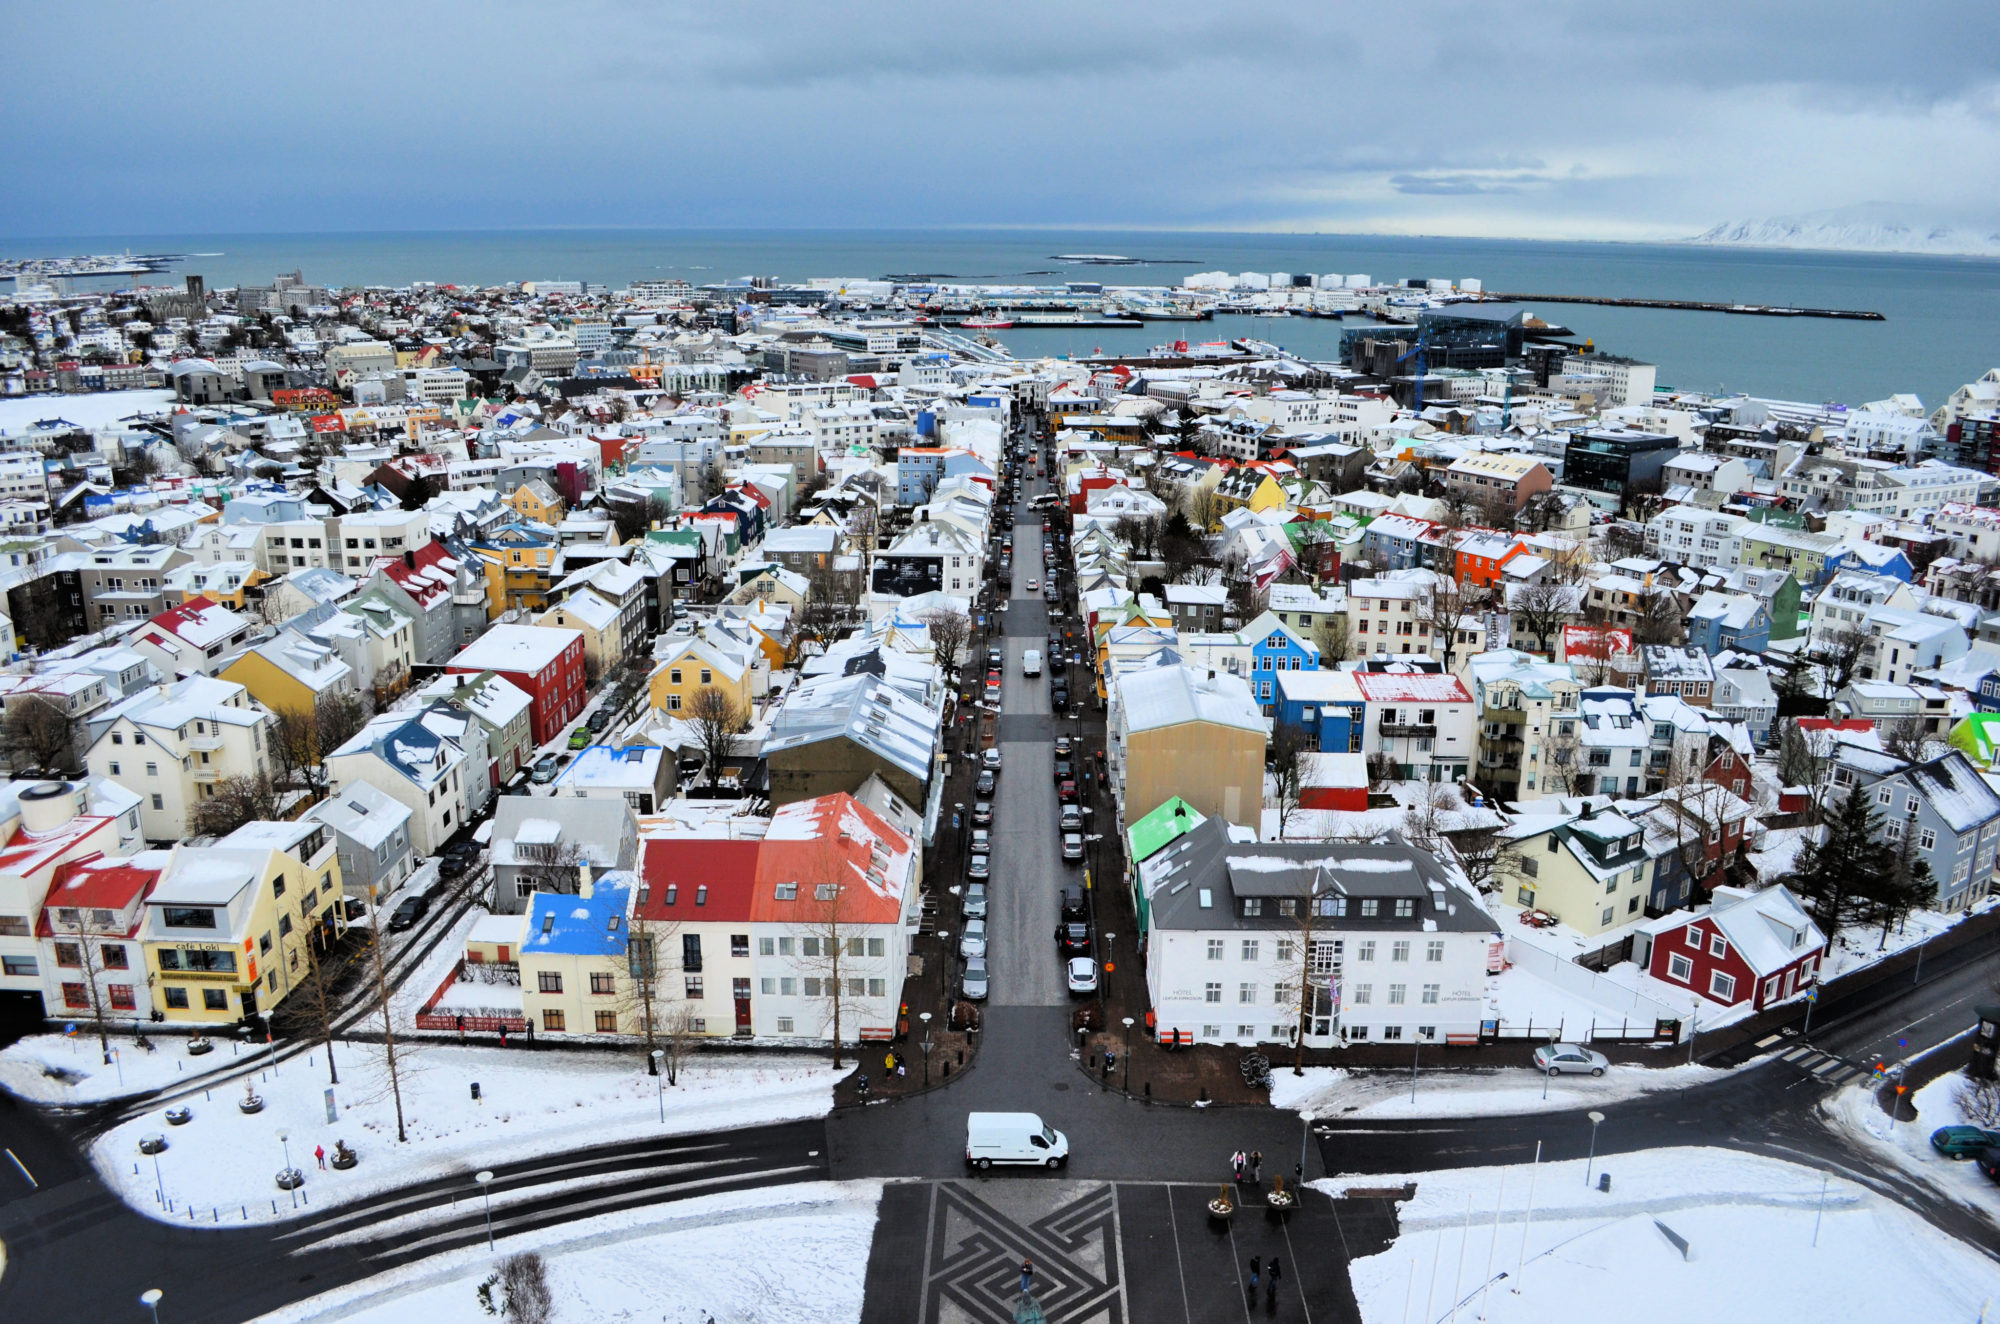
[404,550,416,570]
[19,781,83,833]
[1580,801,1596,820]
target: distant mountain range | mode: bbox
[1689,205,2000,257]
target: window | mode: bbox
[62,982,89,1009]
[1242,898,1262,917]
[1426,940,1444,963]
[1600,906,1614,926]
[778,937,794,956]
[1240,940,1259,961]
[1920,828,1937,851]
[1360,899,1379,917]
[1206,939,1225,961]
[780,977,797,995]
[1348,1025,1369,1040]
[162,907,217,930]
[543,1009,567,1032]
[1708,933,1727,958]
[589,972,615,995]
[683,934,702,971]
[1382,1025,1403,1040]
[1351,984,1372,1005]
[1388,984,1407,1005]
[1394,898,1414,919]
[776,1016,795,1033]
[774,883,797,900]
[759,977,775,995]
[1709,971,1737,1001]
[1238,982,1258,1004]
[868,978,887,997]
[594,1011,618,1033]
[109,985,136,1011]
[203,988,228,1011]
[814,884,838,901]
[1421,984,1439,1004]
[758,937,775,956]
[103,945,129,970]
[1275,940,1294,963]
[803,978,822,997]
[1685,928,1701,949]
[1391,941,1410,962]
[1204,982,1222,1003]
[537,972,563,993]
[54,942,81,968]
[1357,941,1375,962]
[163,986,188,1009]
[802,937,822,957]
[731,934,749,958]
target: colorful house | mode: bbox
[1633,884,1825,1011]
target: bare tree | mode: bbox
[619,907,686,1077]
[1312,613,1348,666]
[189,772,283,837]
[1270,721,1311,841]
[1880,714,1930,765]
[1112,515,1165,561]
[607,492,673,543]
[1509,579,1576,657]
[50,907,122,1064]
[1812,627,1871,696]
[271,692,372,804]
[2,695,77,773]
[478,1251,552,1324]
[917,606,971,684]
[1400,780,1460,857]
[1452,822,1503,894]
[1365,749,1401,790]
[789,847,881,1071]
[363,882,410,1142]
[1632,585,1686,647]
[696,458,727,503]
[1415,575,1487,671]
[1542,713,1584,797]
[273,906,359,1086]
[687,686,744,793]
[512,835,589,902]
[1184,485,1223,532]
[1264,868,1342,1075]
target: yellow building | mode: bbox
[536,592,621,682]
[506,480,566,525]
[138,820,346,1024]
[1113,664,1267,832]
[471,524,559,613]
[219,633,353,718]
[166,560,271,611]
[648,628,758,724]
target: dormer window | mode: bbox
[664,885,678,905]
[1242,898,1262,917]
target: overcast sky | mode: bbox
[4,1,1991,239]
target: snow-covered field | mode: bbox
[1824,1058,2000,1214]
[256,1180,884,1324]
[0,388,177,435]
[93,1039,838,1224]
[1273,1063,1723,1122]
[0,1031,246,1105]
[1328,1147,2000,1324]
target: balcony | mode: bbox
[186,734,224,753]
[192,766,222,783]
[1378,720,1436,739]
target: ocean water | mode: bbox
[7,228,1997,408]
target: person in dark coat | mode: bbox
[1020,1259,1034,1295]
[1267,1256,1282,1304]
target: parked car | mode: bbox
[972,801,993,827]
[1059,805,1083,832]
[968,853,990,881]
[960,919,988,959]
[567,728,591,750]
[1059,780,1078,804]
[531,755,562,784]
[1059,883,1085,919]
[976,769,997,796]
[1930,1126,2000,1159]
[1533,1043,1609,1076]
[1066,957,1098,996]
[441,842,481,875]
[1978,1149,2000,1183]
[1054,735,1072,756]
[1055,921,1091,954]
[1062,832,1084,861]
[983,748,1003,771]
[961,957,990,1001]
[1053,758,1073,783]
[963,883,989,920]
[388,894,430,931]
[586,709,611,733]
[970,828,991,854]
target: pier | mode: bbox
[1485,292,1884,321]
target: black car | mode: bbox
[388,894,431,932]
[1979,1148,2000,1183]
[586,709,611,733]
[1055,921,1092,955]
[1059,883,1086,919]
[976,769,997,796]
[987,647,1003,668]
[1052,686,1069,710]
[1054,758,1072,783]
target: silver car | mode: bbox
[960,919,988,959]
[961,957,990,1001]
[963,883,989,919]
[1062,832,1084,861]
[968,853,990,881]
[1533,1043,1609,1076]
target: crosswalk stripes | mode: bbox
[1776,1043,1864,1084]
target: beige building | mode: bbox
[86,676,275,843]
[1111,663,1266,833]
[1468,650,1583,803]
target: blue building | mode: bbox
[1685,590,1772,655]
[1272,668,1363,751]
[1246,613,1319,714]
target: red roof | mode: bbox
[371,540,461,610]
[0,814,117,883]
[638,838,759,922]
[36,854,161,938]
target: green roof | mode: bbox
[1951,713,2000,766]
[1127,797,1205,865]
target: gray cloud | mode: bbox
[0,1,1993,239]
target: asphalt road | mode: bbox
[989,515,1067,1008]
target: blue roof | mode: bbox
[522,873,634,957]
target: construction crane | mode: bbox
[1394,333,1431,411]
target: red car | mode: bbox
[1059,780,1079,803]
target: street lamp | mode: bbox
[258,1008,279,1078]
[1121,1017,1134,1091]
[651,1049,665,1122]
[919,1012,934,1087]
[276,1127,297,1210]
[1584,1111,1605,1188]
[140,1288,163,1324]
[476,1169,496,1251]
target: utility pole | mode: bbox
[366,885,409,1142]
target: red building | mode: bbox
[445,624,585,745]
[1635,884,1826,1010]
[1298,752,1369,813]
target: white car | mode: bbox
[960,919,988,959]
[1066,957,1098,995]
[1028,578,1040,591]
[983,748,1002,771]
[1533,1043,1609,1076]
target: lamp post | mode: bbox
[476,1169,496,1251]
[651,1049,665,1122]
[1584,1111,1605,1188]
[258,1008,279,1078]
[276,1127,297,1210]
[140,1289,163,1324]
[920,1011,934,1087]
[1410,1036,1421,1105]
[1121,1016,1134,1091]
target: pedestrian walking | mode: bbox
[1232,1150,1246,1181]
[1250,1150,1263,1183]
[1248,1256,1261,1295]
[1267,1256,1282,1305]
[1020,1258,1034,1296]
[314,1145,326,1170]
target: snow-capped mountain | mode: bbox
[1690,205,2000,257]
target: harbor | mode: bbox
[1484,290,1885,320]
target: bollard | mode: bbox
[242,1206,248,1219]
[1598,1173,1611,1193]
[943,1061,951,1078]
[1144,1081,1151,1098]
[1199,1085,1208,1102]
[214,1208,219,1222]
[205,1089,211,1101]
[272,1200,278,1215]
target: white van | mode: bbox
[1022,649,1042,676]
[965,1111,1069,1170]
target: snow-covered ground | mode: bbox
[256,1180,884,1324]
[0,388,177,435]
[1273,1063,1723,1122]
[92,1039,839,1224]
[1824,1056,2000,1215]
[0,1031,232,1105]
[1327,1147,2000,1324]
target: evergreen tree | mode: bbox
[1867,822,1937,948]
[1782,787,1890,937]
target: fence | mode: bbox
[1504,938,1685,1041]
[414,959,529,1034]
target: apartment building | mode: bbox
[85,676,274,843]
[79,544,193,632]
